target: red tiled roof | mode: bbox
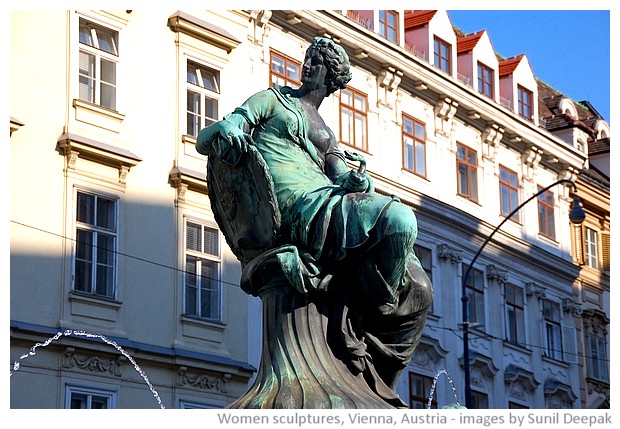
[457,30,485,54]
[498,55,524,76]
[588,137,610,156]
[404,10,437,29]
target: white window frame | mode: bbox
[73,189,119,299]
[78,17,119,110]
[504,284,525,345]
[186,59,221,137]
[66,385,116,409]
[542,299,563,361]
[184,219,223,321]
[585,227,599,269]
[463,264,485,327]
[587,334,609,382]
[402,114,427,177]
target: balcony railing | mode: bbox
[500,96,512,109]
[345,10,372,30]
[404,43,428,61]
[457,73,472,88]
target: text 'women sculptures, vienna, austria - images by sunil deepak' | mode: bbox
[196,36,433,409]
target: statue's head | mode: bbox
[308,36,353,95]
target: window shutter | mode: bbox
[601,232,610,272]
[573,224,584,265]
[203,227,218,255]
[186,222,201,251]
[562,326,578,364]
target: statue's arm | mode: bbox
[196,90,272,164]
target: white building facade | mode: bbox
[10,9,610,409]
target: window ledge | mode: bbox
[68,291,122,322]
[541,354,570,368]
[503,339,532,355]
[58,132,142,184]
[180,314,226,343]
[73,99,125,133]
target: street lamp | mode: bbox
[461,179,585,408]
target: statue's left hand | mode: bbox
[339,170,372,193]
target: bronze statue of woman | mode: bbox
[197,37,433,408]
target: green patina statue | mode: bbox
[197,37,433,408]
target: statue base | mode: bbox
[227,276,401,409]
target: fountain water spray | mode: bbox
[11,329,166,409]
[427,369,465,409]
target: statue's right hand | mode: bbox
[214,123,253,166]
[221,127,252,155]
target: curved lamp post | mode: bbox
[461,179,586,409]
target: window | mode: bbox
[505,284,525,345]
[74,191,117,298]
[402,115,426,176]
[542,300,562,360]
[471,390,489,409]
[499,166,519,221]
[409,372,436,409]
[270,51,301,89]
[537,186,555,239]
[457,144,478,202]
[185,220,222,321]
[66,386,115,409]
[463,265,485,326]
[79,19,118,110]
[517,85,533,121]
[433,36,451,74]
[187,61,220,137]
[340,87,368,151]
[585,227,599,269]
[180,400,216,409]
[477,62,494,98]
[414,244,433,313]
[379,10,399,43]
[587,334,609,382]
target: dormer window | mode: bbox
[594,120,610,140]
[477,61,494,98]
[379,10,399,44]
[433,36,451,74]
[576,139,585,152]
[558,98,578,118]
[517,85,533,121]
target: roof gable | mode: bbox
[499,55,525,76]
[457,30,484,54]
[404,10,437,29]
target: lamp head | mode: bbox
[569,194,586,225]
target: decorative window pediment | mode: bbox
[10,116,25,136]
[412,335,449,370]
[544,378,577,408]
[168,11,241,53]
[57,133,141,184]
[169,166,208,202]
[504,364,540,393]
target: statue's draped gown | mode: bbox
[199,85,433,406]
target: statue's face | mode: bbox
[301,48,328,90]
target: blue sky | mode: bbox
[447,10,611,123]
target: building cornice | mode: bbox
[270,10,586,175]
